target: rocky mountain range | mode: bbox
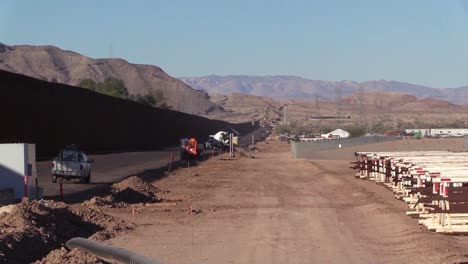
[205,91,465,125]
[0,43,215,114]
[2,41,467,120]
[180,75,468,104]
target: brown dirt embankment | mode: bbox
[0,198,130,263]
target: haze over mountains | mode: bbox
[0,43,214,114]
[2,41,467,125]
[180,75,468,104]
[206,91,465,125]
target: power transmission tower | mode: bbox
[335,86,343,128]
[315,94,322,126]
[446,97,451,122]
[315,94,321,117]
[357,84,366,130]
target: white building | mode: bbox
[321,129,350,139]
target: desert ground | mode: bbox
[102,139,468,264]
[3,138,468,263]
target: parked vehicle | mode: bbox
[212,131,230,145]
[51,145,93,184]
[204,136,225,150]
[206,129,240,150]
[413,131,423,139]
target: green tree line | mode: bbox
[78,78,168,108]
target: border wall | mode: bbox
[0,70,258,158]
[291,136,398,159]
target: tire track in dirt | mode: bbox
[307,159,468,263]
[107,142,468,263]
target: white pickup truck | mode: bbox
[51,146,93,184]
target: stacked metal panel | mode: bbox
[352,151,468,234]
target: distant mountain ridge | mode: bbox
[180,75,468,104]
[0,42,215,114]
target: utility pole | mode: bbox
[229,133,234,158]
[446,96,451,122]
[283,105,288,125]
[335,86,343,128]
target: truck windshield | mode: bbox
[61,149,79,162]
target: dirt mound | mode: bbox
[84,176,161,208]
[83,196,118,208]
[36,247,111,264]
[112,176,160,202]
[71,204,129,241]
[0,199,129,263]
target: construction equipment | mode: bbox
[205,131,230,151]
[212,131,230,144]
[414,131,422,139]
[180,138,203,160]
[205,128,240,151]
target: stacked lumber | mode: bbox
[352,151,468,234]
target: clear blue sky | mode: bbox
[1,0,468,87]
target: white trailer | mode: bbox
[404,128,468,137]
[0,143,37,200]
[430,128,468,136]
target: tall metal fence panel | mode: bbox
[291,136,398,159]
[0,70,259,158]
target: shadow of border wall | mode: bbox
[0,70,258,159]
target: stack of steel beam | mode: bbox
[352,151,468,234]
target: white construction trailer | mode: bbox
[0,143,38,200]
[321,129,350,139]
[405,128,468,137]
[430,128,468,136]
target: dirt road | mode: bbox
[106,141,468,264]
[34,127,269,202]
[36,149,178,201]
